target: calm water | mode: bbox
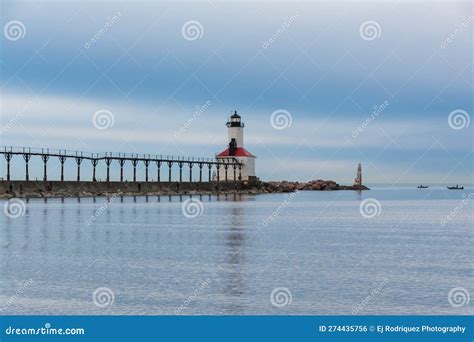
[1,187,473,315]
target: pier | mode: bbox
[0,146,248,197]
[0,146,243,183]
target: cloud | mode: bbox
[1,90,472,184]
[1,91,469,152]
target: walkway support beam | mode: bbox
[198,163,204,183]
[178,161,184,183]
[105,158,112,182]
[156,161,162,183]
[167,161,173,182]
[41,155,49,181]
[207,163,212,182]
[4,153,12,181]
[75,157,83,182]
[132,159,138,182]
[59,156,67,182]
[119,159,126,182]
[224,163,229,182]
[23,154,31,181]
[188,162,194,183]
[91,159,99,182]
[144,160,150,182]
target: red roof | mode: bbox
[217,147,256,158]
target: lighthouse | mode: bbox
[216,111,256,181]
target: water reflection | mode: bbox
[22,206,30,252]
[40,203,48,256]
[0,194,258,257]
[1,189,471,315]
[60,203,65,243]
[222,205,246,314]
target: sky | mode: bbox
[0,1,472,184]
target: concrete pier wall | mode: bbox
[0,180,246,197]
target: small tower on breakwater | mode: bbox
[354,163,362,188]
[216,111,256,181]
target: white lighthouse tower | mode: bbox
[216,111,256,181]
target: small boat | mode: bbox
[417,185,429,189]
[447,185,464,190]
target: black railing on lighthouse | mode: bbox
[0,146,243,183]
